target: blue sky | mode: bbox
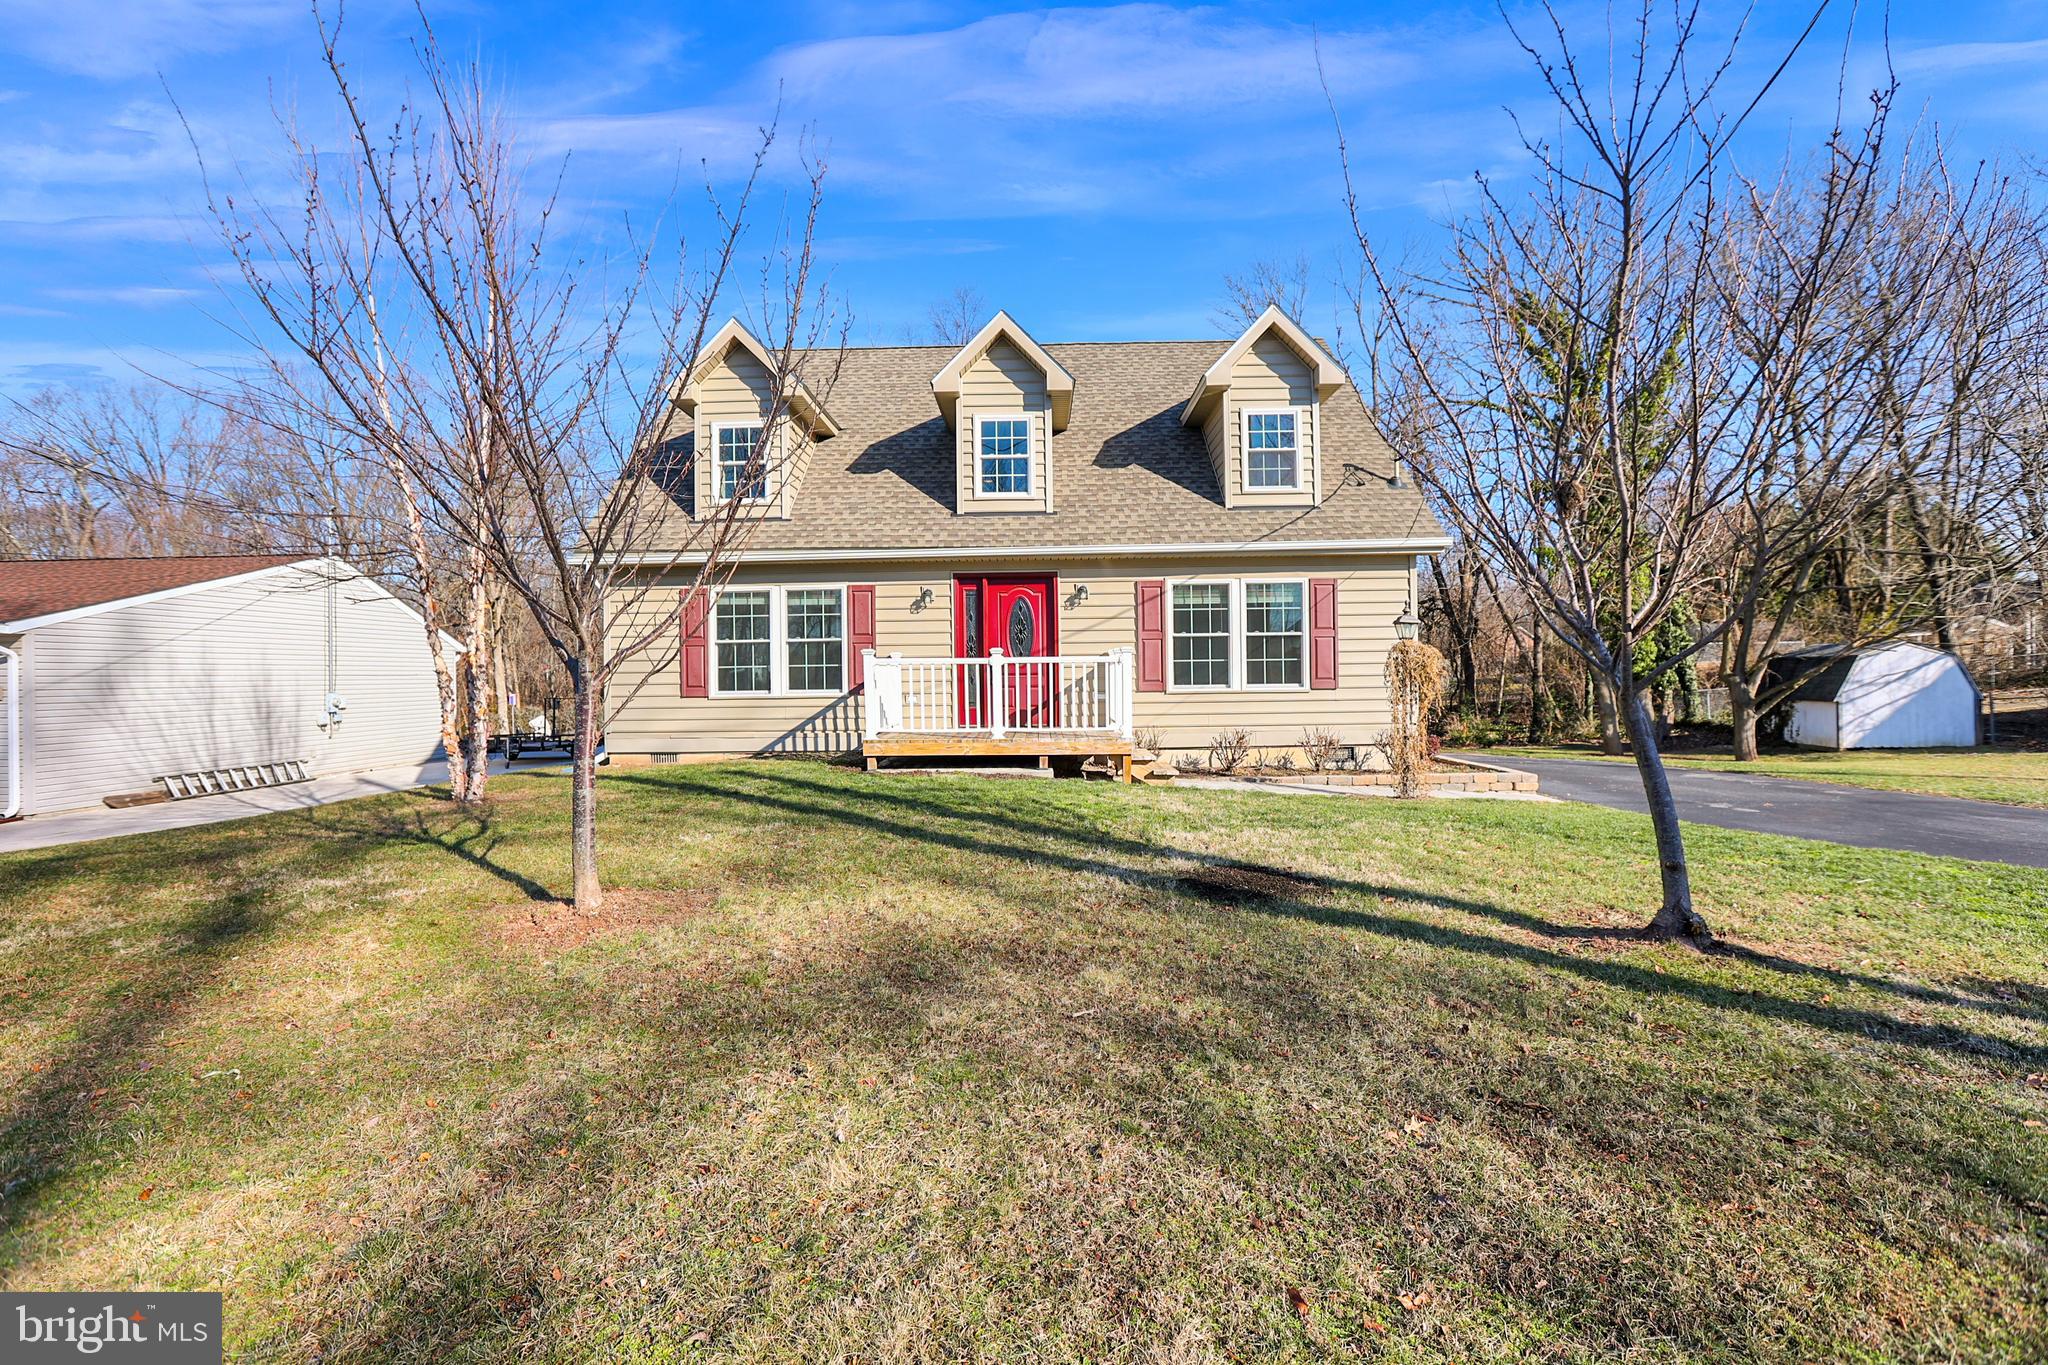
[1,0,2045,393]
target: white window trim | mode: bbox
[1241,407,1305,493]
[973,412,1036,499]
[1163,576,1312,693]
[1164,578,1235,693]
[708,583,850,698]
[711,419,777,506]
[1240,576,1312,692]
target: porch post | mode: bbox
[1114,647,1135,741]
[988,648,1007,739]
[860,650,879,742]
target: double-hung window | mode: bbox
[714,590,774,693]
[1171,583,1232,688]
[1167,578,1310,690]
[977,416,1031,495]
[1244,410,1300,490]
[784,589,845,693]
[1243,581,1305,687]
[716,422,769,501]
[712,585,847,695]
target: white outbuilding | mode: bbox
[1767,642,1980,750]
[1,555,451,818]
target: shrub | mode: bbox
[1206,728,1252,774]
[1299,727,1345,771]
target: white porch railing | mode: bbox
[862,648,1136,742]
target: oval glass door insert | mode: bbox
[1008,597,1035,657]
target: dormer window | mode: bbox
[715,422,769,501]
[977,416,1032,495]
[1244,410,1300,490]
[1181,305,1346,508]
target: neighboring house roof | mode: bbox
[0,554,468,653]
[0,554,307,632]
[643,339,1444,558]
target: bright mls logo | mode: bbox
[3,1294,221,1362]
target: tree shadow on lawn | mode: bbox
[256,848,2040,1361]
[0,795,556,1251]
[1,874,355,1243]
[610,765,2048,1069]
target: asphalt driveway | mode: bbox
[1468,753,2048,868]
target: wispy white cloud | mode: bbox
[1897,37,2048,76]
[0,0,305,79]
[528,4,1472,221]
[45,284,203,307]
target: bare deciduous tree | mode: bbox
[1334,2,1892,942]
[193,6,840,909]
[1215,254,1312,332]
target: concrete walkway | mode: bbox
[0,757,517,855]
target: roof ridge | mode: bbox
[0,551,309,565]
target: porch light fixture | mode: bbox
[1064,583,1090,608]
[1392,601,1421,641]
[910,587,935,612]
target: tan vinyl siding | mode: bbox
[19,565,446,814]
[605,553,1411,758]
[690,345,807,519]
[607,565,951,757]
[1223,331,1319,508]
[955,340,1053,515]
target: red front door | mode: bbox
[955,574,1057,727]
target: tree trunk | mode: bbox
[459,559,494,802]
[1593,674,1626,754]
[1618,679,1710,943]
[1527,625,1550,744]
[1728,681,1761,761]
[569,666,603,912]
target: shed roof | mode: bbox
[0,554,306,631]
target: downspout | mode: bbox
[1,644,19,820]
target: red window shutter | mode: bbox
[1135,580,1167,693]
[679,591,709,698]
[1309,578,1339,690]
[847,584,876,687]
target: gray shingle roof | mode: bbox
[646,340,1443,555]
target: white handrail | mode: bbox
[861,649,1133,739]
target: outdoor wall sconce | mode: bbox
[1393,600,1421,640]
[910,587,934,612]
[1064,584,1090,609]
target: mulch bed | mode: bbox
[497,888,717,950]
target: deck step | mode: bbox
[159,759,312,800]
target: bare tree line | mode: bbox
[1333,1,2048,940]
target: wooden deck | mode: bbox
[862,732,1136,781]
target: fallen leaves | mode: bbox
[1286,1286,1311,1320]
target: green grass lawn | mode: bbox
[3,762,2046,1362]
[1478,743,2048,808]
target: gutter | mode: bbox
[572,535,1452,567]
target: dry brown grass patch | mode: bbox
[497,888,717,950]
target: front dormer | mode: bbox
[1181,305,1346,509]
[932,311,1074,516]
[674,318,839,521]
